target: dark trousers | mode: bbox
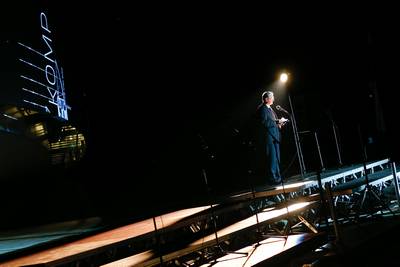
[266,140,281,183]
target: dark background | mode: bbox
[1,2,398,228]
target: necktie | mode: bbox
[270,107,278,120]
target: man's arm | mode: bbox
[260,107,276,129]
[260,107,280,141]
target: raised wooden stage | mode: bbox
[1,158,398,266]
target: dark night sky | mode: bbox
[2,2,399,226]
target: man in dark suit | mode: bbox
[257,91,288,185]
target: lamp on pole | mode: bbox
[279,72,306,177]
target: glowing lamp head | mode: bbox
[280,73,288,83]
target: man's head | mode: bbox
[262,91,274,105]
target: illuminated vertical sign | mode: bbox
[18,11,70,120]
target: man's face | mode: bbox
[266,95,274,105]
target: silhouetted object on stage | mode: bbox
[152,216,164,266]
[315,170,330,235]
[325,183,344,255]
[298,129,326,173]
[329,115,343,167]
[314,131,325,171]
[198,134,248,261]
[356,125,394,218]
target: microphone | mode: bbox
[276,105,290,114]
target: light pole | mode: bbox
[280,73,306,177]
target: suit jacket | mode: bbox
[258,104,280,143]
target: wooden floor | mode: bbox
[0,217,103,257]
[99,201,318,266]
[102,233,324,267]
[1,200,317,267]
[0,206,211,267]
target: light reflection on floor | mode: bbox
[191,201,312,246]
[200,234,307,267]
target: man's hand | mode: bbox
[278,117,289,128]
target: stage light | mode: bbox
[280,73,288,83]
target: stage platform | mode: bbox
[0,218,103,258]
[1,158,398,266]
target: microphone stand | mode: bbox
[277,97,306,178]
[314,131,325,171]
[326,111,343,167]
